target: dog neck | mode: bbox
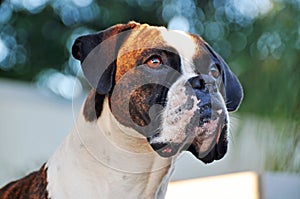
[46,97,174,199]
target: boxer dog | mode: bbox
[0,22,243,199]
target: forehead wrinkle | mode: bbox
[119,26,166,54]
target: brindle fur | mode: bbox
[0,165,48,199]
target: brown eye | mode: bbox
[209,64,220,78]
[146,56,162,69]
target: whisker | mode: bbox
[227,114,243,145]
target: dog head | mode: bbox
[72,22,243,164]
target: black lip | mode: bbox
[156,146,179,157]
[148,139,181,158]
[149,142,168,151]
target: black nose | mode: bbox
[188,76,206,90]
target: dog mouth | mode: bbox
[148,114,227,160]
[188,120,228,164]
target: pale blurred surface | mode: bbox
[166,172,260,199]
[166,172,300,199]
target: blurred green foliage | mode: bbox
[0,0,299,121]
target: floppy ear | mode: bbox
[220,56,243,112]
[72,22,139,94]
[204,43,243,112]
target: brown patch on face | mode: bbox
[111,63,169,137]
[110,62,183,139]
[0,164,48,199]
[188,34,213,74]
[110,26,193,138]
[110,68,142,128]
[128,85,153,127]
[83,89,105,122]
[189,34,227,98]
[115,25,167,82]
[128,84,168,130]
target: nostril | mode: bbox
[188,76,206,90]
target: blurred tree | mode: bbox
[0,0,299,121]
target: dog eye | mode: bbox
[146,56,162,69]
[209,64,220,78]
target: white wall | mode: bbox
[0,79,82,185]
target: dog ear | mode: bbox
[72,22,139,94]
[204,43,243,112]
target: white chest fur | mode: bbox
[46,98,174,199]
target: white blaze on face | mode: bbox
[148,29,200,145]
[151,82,200,144]
[159,28,197,75]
